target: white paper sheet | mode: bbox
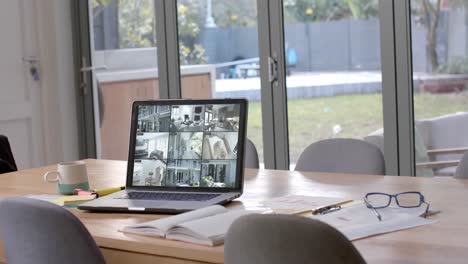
[262,195,350,215]
[309,203,436,241]
[24,194,66,202]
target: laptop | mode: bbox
[79,99,248,213]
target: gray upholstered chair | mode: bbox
[0,135,17,174]
[366,112,468,176]
[455,152,468,179]
[417,112,468,176]
[225,214,366,264]
[295,138,385,175]
[245,138,259,169]
[0,197,105,264]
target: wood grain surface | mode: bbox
[0,159,467,264]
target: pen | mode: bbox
[290,200,354,216]
[312,204,342,215]
[311,199,353,215]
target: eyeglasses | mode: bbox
[364,192,430,221]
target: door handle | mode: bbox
[268,56,278,83]
[22,56,39,63]
[80,65,107,72]
[79,57,108,96]
[22,57,40,81]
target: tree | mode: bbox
[178,0,208,65]
[423,0,442,71]
[98,0,382,64]
[212,0,257,28]
[94,0,207,64]
[344,0,378,19]
[177,0,257,28]
[412,0,468,72]
[284,0,351,23]
[118,0,156,48]
[93,0,114,17]
[412,0,442,72]
[283,0,378,23]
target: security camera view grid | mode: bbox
[132,103,241,188]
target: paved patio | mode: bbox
[214,71,468,101]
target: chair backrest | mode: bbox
[244,138,259,169]
[0,197,105,264]
[364,129,435,176]
[295,138,385,175]
[225,214,366,264]
[421,112,468,161]
[0,135,17,173]
[455,152,468,179]
[416,112,468,176]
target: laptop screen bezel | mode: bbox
[125,99,248,193]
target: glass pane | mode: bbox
[410,0,468,177]
[177,0,264,165]
[396,192,421,207]
[283,0,384,170]
[90,0,160,160]
[366,193,391,208]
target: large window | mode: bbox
[410,0,468,177]
[283,0,384,169]
[82,0,468,177]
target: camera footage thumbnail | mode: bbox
[201,160,237,188]
[137,105,171,133]
[135,133,169,160]
[168,132,203,160]
[170,105,205,132]
[165,160,202,187]
[205,104,240,132]
[133,103,241,188]
[202,132,238,160]
[133,159,167,186]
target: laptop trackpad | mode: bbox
[127,200,168,208]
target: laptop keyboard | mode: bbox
[118,192,220,202]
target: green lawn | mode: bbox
[247,92,468,163]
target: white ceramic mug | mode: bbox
[43,161,89,194]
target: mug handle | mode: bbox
[43,171,60,183]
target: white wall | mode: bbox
[36,0,79,164]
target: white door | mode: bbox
[0,1,45,169]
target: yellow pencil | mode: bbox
[93,186,125,197]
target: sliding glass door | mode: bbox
[409,0,468,177]
[175,0,264,164]
[78,0,449,176]
[282,1,384,169]
[88,0,161,160]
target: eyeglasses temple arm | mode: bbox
[423,202,430,218]
[364,199,382,221]
[372,206,382,221]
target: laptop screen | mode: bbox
[128,100,246,191]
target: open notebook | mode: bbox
[120,205,256,246]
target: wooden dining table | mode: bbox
[0,159,467,264]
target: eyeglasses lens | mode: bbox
[396,193,422,207]
[366,194,390,208]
